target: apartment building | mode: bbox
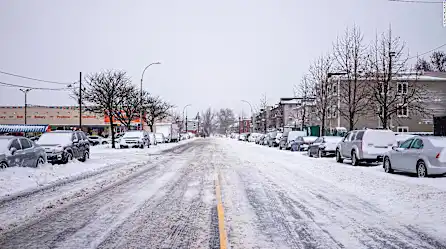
[326,72,446,133]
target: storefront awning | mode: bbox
[0,124,49,133]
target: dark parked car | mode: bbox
[0,136,47,168]
[37,131,90,164]
[291,136,318,151]
[307,136,343,157]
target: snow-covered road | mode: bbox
[0,138,445,249]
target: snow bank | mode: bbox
[0,139,195,199]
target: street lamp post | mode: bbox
[182,104,191,133]
[140,62,161,130]
[241,100,254,133]
[328,72,347,130]
[19,89,32,125]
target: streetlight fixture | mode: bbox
[140,62,161,130]
[241,100,254,133]
[183,104,191,133]
[328,72,348,129]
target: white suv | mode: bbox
[119,131,150,149]
[335,129,396,166]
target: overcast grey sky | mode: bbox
[0,0,444,117]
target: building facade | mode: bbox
[326,72,446,133]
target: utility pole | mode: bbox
[185,116,188,133]
[239,117,241,134]
[19,89,32,124]
[197,113,200,136]
[79,72,82,130]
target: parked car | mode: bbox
[248,133,261,143]
[267,131,279,147]
[262,134,270,146]
[291,136,318,151]
[279,131,306,150]
[148,133,158,145]
[383,136,446,177]
[119,131,150,149]
[255,134,265,144]
[307,136,343,157]
[88,135,108,146]
[336,129,396,166]
[239,133,247,141]
[37,131,90,164]
[275,132,283,147]
[155,133,165,143]
[0,136,47,168]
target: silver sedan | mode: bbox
[0,136,47,168]
[383,136,446,178]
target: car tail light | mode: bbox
[436,153,440,159]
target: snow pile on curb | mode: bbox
[0,139,195,199]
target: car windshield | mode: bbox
[123,132,143,138]
[89,136,99,139]
[37,133,72,145]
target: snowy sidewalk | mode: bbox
[217,138,446,249]
[0,139,195,199]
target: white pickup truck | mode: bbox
[154,123,179,143]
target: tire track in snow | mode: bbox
[96,139,218,249]
[219,140,446,249]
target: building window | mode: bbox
[397,104,408,117]
[397,126,409,133]
[332,84,337,95]
[378,106,392,120]
[397,82,408,94]
[332,106,337,118]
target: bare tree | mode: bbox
[308,54,334,135]
[80,70,132,148]
[415,58,433,72]
[294,75,313,130]
[259,93,268,132]
[369,28,428,129]
[430,51,446,72]
[332,25,373,130]
[216,108,235,134]
[141,94,174,132]
[201,108,216,136]
[114,85,142,130]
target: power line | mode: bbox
[408,42,446,60]
[389,0,443,3]
[0,70,75,85]
[0,81,71,91]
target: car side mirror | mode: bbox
[10,147,17,155]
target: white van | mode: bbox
[336,129,397,166]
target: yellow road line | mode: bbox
[215,172,228,249]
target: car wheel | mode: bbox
[0,162,8,169]
[308,149,312,157]
[417,161,428,178]
[384,157,393,173]
[351,151,359,166]
[63,151,73,164]
[336,149,343,163]
[79,150,89,162]
[35,157,45,168]
[102,141,107,145]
